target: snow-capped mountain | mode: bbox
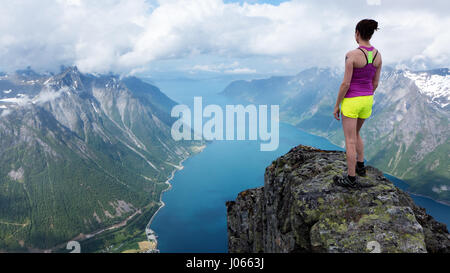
[404,68,449,109]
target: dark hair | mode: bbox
[356,19,379,40]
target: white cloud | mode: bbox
[190,61,255,74]
[0,88,64,107]
[0,96,31,106]
[32,89,64,104]
[0,0,448,75]
[224,68,257,74]
[192,64,221,73]
[366,0,381,6]
[0,109,12,118]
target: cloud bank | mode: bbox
[0,0,448,75]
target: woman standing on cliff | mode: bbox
[333,19,382,188]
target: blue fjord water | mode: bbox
[150,78,450,253]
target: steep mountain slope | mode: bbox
[0,67,203,251]
[404,68,449,109]
[221,67,450,203]
[226,145,450,253]
[222,68,342,127]
[360,68,449,202]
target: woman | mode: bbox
[333,19,382,188]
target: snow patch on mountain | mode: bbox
[0,95,30,106]
[0,89,63,106]
[404,69,450,108]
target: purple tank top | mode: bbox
[345,46,378,98]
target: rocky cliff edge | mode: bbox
[226,145,450,253]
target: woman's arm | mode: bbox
[334,52,354,121]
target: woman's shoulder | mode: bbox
[345,48,362,58]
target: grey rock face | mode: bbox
[226,145,450,253]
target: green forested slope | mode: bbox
[0,67,202,251]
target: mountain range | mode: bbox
[0,66,203,251]
[221,67,450,204]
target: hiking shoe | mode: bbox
[333,175,359,189]
[356,165,367,177]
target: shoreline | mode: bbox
[48,145,206,253]
[145,144,207,252]
[403,190,450,207]
[381,170,450,207]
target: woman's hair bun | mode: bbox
[368,20,379,31]
[356,19,379,40]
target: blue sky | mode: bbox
[0,0,448,78]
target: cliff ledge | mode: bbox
[226,145,450,253]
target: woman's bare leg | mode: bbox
[342,115,358,176]
[356,118,366,162]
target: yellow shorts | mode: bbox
[341,95,374,119]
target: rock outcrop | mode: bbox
[226,145,450,253]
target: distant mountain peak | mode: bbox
[59,66,81,78]
[15,66,42,79]
[403,68,449,108]
[59,65,79,73]
[46,66,84,91]
[414,68,449,76]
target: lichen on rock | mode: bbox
[226,145,450,253]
